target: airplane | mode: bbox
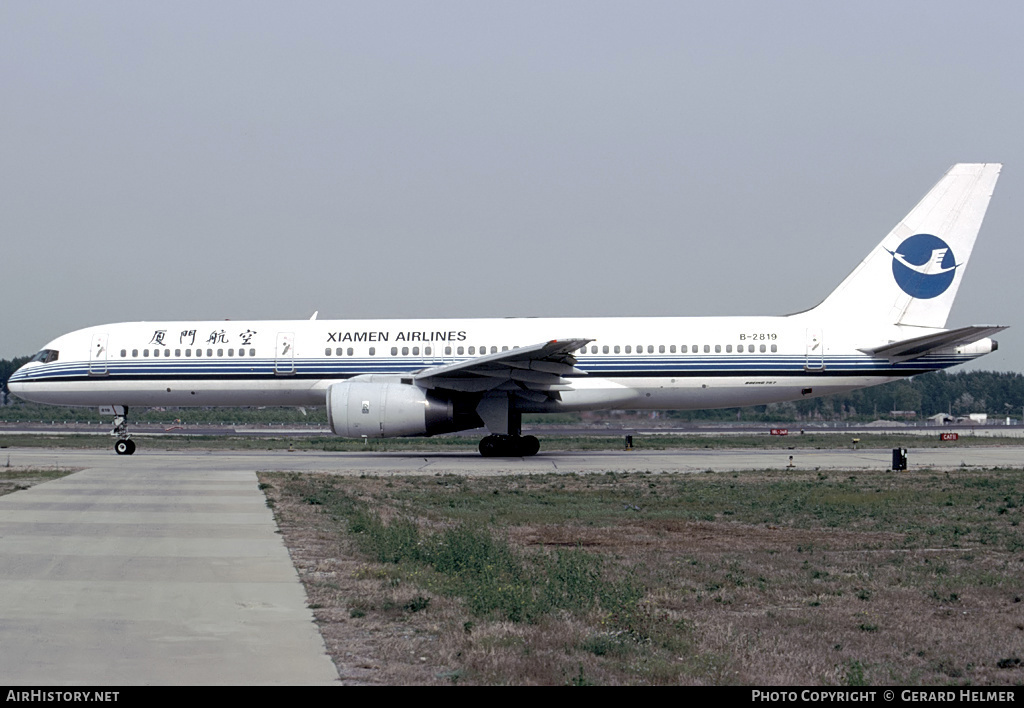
[8,163,1006,457]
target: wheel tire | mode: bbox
[115,440,130,455]
[124,439,136,455]
[479,436,498,457]
[520,435,540,456]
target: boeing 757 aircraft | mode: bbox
[9,163,1005,456]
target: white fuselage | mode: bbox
[7,313,987,415]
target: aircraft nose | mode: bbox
[6,363,33,396]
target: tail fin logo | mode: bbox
[886,234,960,299]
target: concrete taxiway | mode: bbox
[0,452,340,685]
[0,444,1020,685]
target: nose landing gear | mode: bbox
[105,406,136,455]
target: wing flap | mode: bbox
[414,338,591,400]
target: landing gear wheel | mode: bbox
[479,436,500,457]
[478,434,541,457]
[520,435,540,457]
[114,439,136,455]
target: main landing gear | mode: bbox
[108,406,136,455]
[478,434,540,457]
[475,401,541,457]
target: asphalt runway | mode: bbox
[5,444,1023,476]
[1,445,1021,685]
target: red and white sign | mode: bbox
[770,428,789,436]
[940,432,959,441]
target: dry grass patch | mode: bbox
[0,467,78,496]
[261,468,1024,685]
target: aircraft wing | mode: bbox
[413,339,591,402]
[859,325,1007,363]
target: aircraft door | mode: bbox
[428,342,444,366]
[89,333,109,376]
[804,328,824,371]
[275,332,296,375]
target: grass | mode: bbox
[0,467,78,496]
[262,466,1024,685]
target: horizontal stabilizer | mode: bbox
[859,325,1007,363]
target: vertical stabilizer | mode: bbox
[810,163,1001,329]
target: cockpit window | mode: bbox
[29,349,59,364]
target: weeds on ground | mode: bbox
[264,468,1024,685]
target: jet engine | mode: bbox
[326,380,478,438]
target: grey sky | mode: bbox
[2,1,1022,372]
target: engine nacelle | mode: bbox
[327,380,472,438]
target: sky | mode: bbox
[2,1,1022,371]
